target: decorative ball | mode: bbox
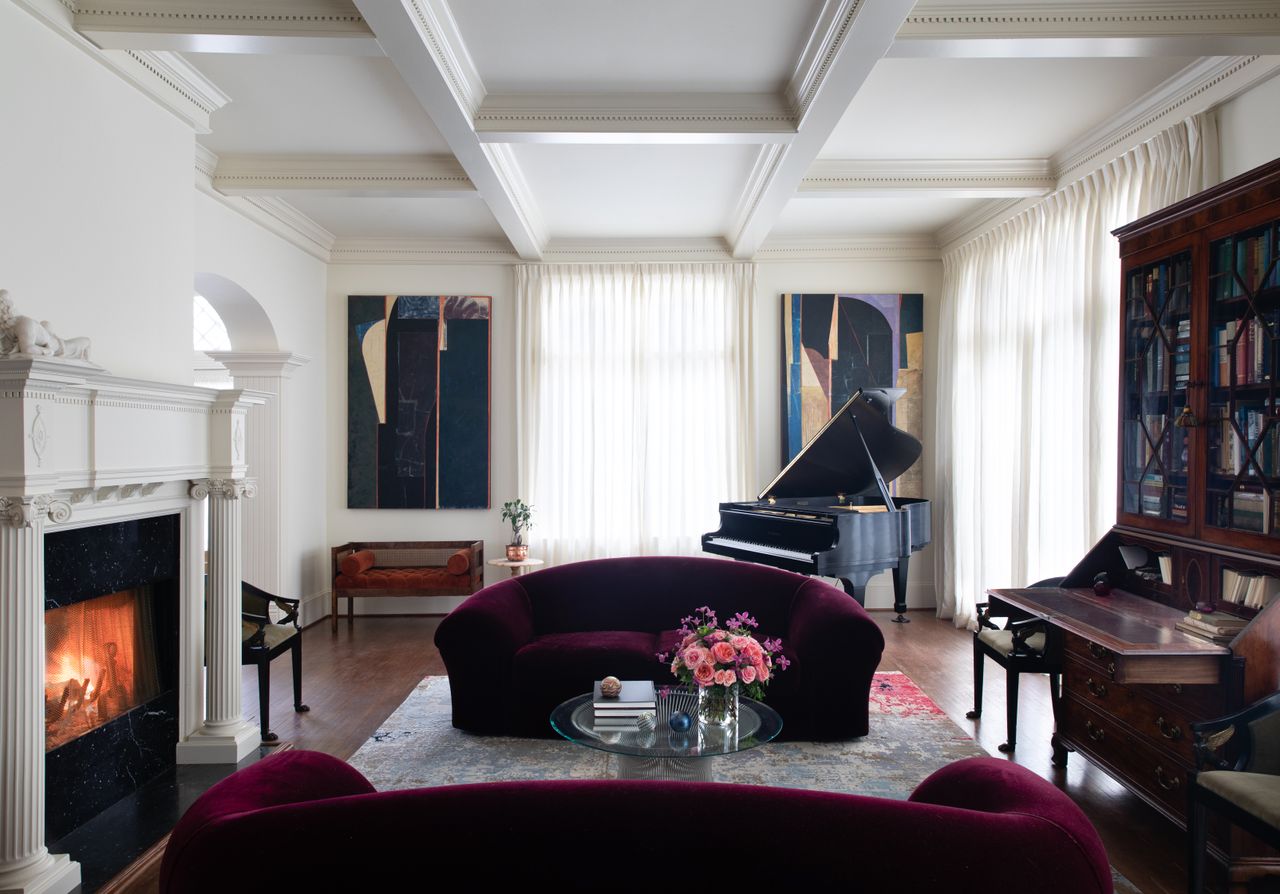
[600,676,622,698]
[668,711,692,732]
[1093,572,1111,596]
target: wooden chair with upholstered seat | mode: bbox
[242,581,309,743]
[967,577,1064,753]
[1189,691,1280,894]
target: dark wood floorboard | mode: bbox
[233,611,1190,893]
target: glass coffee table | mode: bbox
[550,688,782,781]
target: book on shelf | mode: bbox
[1221,568,1251,604]
[1231,490,1269,533]
[1245,573,1280,610]
[1175,620,1236,644]
[592,679,656,709]
[1157,554,1173,584]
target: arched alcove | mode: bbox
[193,272,279,352]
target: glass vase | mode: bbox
[698,683,739,728]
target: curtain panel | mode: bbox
[515,263,755,565]
[934,112,1220,628]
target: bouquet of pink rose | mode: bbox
[659,606,788,702]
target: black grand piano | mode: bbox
[702,388,931,623]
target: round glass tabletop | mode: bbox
[549,688,783,760]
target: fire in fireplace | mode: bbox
[45,587,161,752]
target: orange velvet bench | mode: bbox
[330,541,484,634]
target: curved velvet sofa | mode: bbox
[159,750,1114,894]
[434,555,885,740]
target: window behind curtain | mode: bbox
[515,263,755,564]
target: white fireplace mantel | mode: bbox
[0,356,264,894]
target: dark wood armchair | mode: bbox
[1189,691,1280,894]
[242,582,309,743]
[967,577,1064,753]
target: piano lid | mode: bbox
[760,388,922,501]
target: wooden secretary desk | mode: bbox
[987,157,1280,889]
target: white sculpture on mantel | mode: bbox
[0,289,92,361]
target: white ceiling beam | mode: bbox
[212,154,475,198]
[890,1,1280,58]
[353,0,546,260]
[730,0,918,259]
[74,0,381,54]
[474,93,796,144]
[800,159,1055,198]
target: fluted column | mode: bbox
[0,497,79,894]
[175,480,259,765]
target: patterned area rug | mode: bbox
[350,671,1139,892]
[350,671,986,796]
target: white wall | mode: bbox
[755,258,943,610]
[326,263,518,616]
[0,2,194,383]
[1218,69,1280,180]
[195,193,330,617]
[325,257,942,617]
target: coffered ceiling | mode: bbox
[62,0,1280,261]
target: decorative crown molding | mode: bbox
[730,144,789,254]
[800,158,1055,197]
[479,143,549,252]
[329,238,520,265]
[936,197,1040,254]
[1052,55,1280,186]
[757,235,941,262]
[13,1,230,132]
[403,0,485,118]
[788,0,865,123]
[900,1,1280,37]
[73,0,380,54]
[211,154,474,197]
[474,93,796,143]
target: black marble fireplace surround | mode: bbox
[44,514,180,842]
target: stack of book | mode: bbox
[592,679,656,729]
[1175,609,1249,644]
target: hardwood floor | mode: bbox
[229,610,1193,893]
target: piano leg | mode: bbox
[890,558,911,624]
[838,578,866,607]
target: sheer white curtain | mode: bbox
[515,263,755,564]
[935,113,1219,627]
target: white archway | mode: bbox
[194,272,279,351]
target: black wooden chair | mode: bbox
[1189,691,1280,894]
[242,581,309,743]
[966,577,1064,752]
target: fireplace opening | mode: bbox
[44,514,180,843]
[45,587,162,753]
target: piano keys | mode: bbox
[702,388,931,623]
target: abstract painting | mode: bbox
[348,295,490,509]
[782,293,924,496]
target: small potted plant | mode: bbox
[501,498,533,561]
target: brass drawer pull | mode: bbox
[1155,765,1180,791]
[1088,643,1109,661]
[1086,678,1108,698]
[1156,716,1183,741]
[1085,720,1106,742]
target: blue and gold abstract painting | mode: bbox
[348,295,490,509]
[782,293,924,497]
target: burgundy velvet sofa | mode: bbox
[434,555,885,740]
[159,750,1113,893]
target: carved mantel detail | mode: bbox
[189,478,257,501]
[0,494,73,527]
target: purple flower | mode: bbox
[776,655,791,671]
[656,652,668,663]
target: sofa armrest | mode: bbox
[160,751,373,894]
[434,579,535,733]
[785,579,885,738]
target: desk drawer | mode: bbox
[1061,696,1191,824]
[1063,662,1199,763]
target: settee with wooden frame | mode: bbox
[330,540,484,634]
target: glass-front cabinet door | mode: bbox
[1122,251,1192,527]
[1204,217,1280,541]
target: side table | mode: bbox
[487,557,544,578]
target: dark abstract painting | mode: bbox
[782,293,924,496]
[348,295,490,509]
